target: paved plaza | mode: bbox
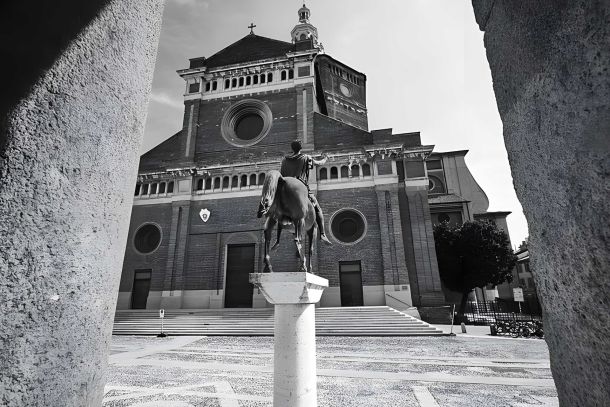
[104,330,558,407]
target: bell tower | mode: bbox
[291,4,318,50]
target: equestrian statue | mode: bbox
[257,140,331,273]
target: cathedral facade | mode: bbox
[117,5,506,311]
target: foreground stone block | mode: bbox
[0,1,164,405]
[471,1,609,405]
[251,272,328,407]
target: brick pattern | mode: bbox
[120,204,173,293]
[317,187,383,287]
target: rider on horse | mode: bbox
[280,140,332,245]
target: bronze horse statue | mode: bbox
[257,170,317,273]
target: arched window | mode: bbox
[246,76,251,86]
[231,78,237,88]
[205,178,212,190]
[222,176,229,189]
[158,182,166,194]
[258,173,265,185]
[205,82,211,92]
[351,165,360,177]
[253,75,259,85]
[167,181,174,193]
[225,79,230,89]
[231,175,238,188]
[288,69,294,79]
[196,178,203,191]
[238,77,244,87]
[362,164,371,177]
[250,174,257,186]
[281,71,287,81]
[150,183,157,194]
[330,167,338,179]
[141,184,149,195]
[212,81,217,91]
[267,72,273,82]
[134,184,141,196]
[241,174,248,187]
[213,177,220,189]
[260,74,266,84]
[319,168,327,180]
[340,166,349,178]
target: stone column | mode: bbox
[0,1,165,406]
[250,272,328,407]
[471,1,609,405]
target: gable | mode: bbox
[139,131,186,172]
[203,34,294,68]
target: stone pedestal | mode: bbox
[250,272,328,407]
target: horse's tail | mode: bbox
[257,170,283,218]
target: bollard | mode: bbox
[461,322,467,334]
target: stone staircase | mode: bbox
[112,306,446,336]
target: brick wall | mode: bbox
[317,187,383,287]
[120,204,173,293]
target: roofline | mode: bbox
[429,149,469,157]
[315,53,367,79]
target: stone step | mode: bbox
[113,306,445,336]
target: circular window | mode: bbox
[330,209,367,244]
[134,223,162,254]
[339,83,352,97]
[235,114,264,140]
[221,99,273,147]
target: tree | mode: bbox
[433,220,517,315]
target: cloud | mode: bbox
[149,92,183,109]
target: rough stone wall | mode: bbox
[0,1,164,405]
[471,1,609,405]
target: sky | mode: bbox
[142,0,529,247]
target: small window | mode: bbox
[134,184,141,196]
[330,167,338,179]
[267,73,273,82]
[196,178,203,191]
[319,168,327,180]
[159,182,166,194]
[212,81,217,91]
[250,174,257,185]
[225,79,230,89]
[167,181,174,193]
[241,174,248,187]
[205,82,211,92]
[239,77,244,87]
[288,69,294,79]
[253,75,259,85]
[231,176,238,188]
[300,33,307,41]
[222,176,229,189]
[281,71,287,81]
[362,164,371,177]
[232,78,237,88]
[340,166,349,178]
[213,177,220,189]
[260,74,266,84]
[141,184,149,195]
[205,178,212,190]
[351,165,360,177]
[258,173,265,185]
[188,82,200,93]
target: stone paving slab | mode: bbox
[104,335,558,406]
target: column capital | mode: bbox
[250,272,328,304]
